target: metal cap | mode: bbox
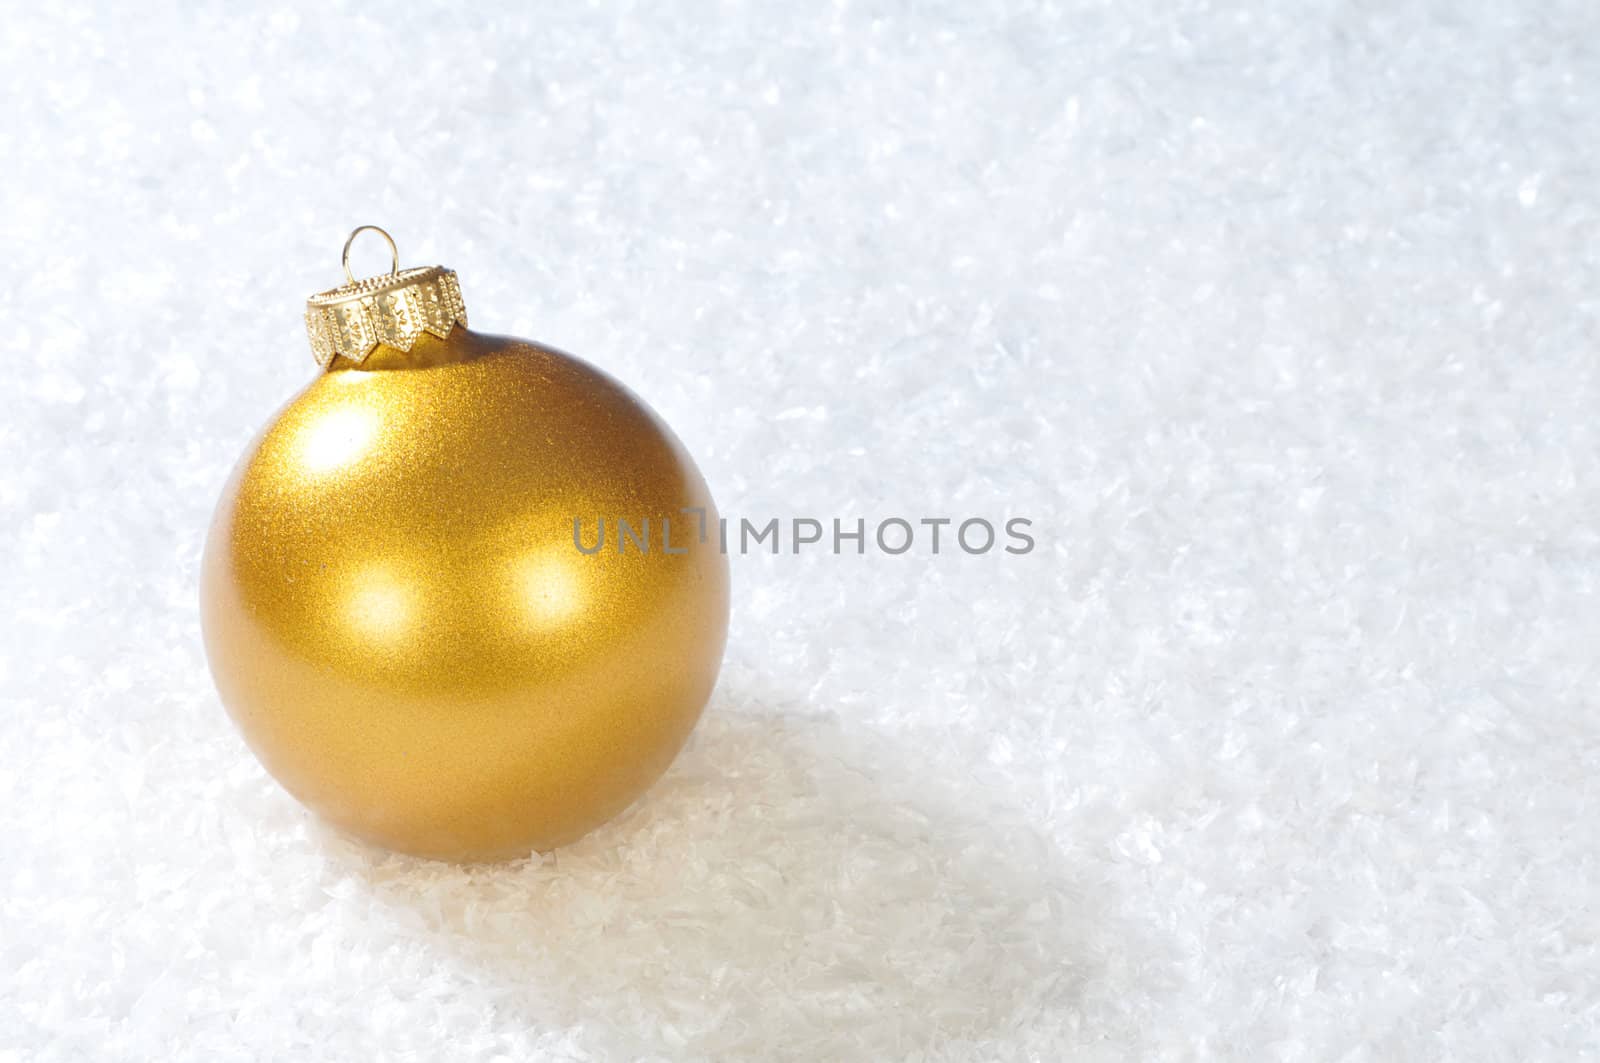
[304,226,467,368]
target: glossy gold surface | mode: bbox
[201,327,729,861]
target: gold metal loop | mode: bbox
[341,225,399,284]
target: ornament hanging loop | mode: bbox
[307,228,466,368]
[341,225,400,284]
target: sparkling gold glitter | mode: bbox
[201,325,729,861]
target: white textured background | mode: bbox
[3,1,1598,1059]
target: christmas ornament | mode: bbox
[201,226,730,861]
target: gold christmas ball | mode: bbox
[200,230,729,861]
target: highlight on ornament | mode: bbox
[200,226,730,862]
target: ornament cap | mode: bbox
[305,226,467,368]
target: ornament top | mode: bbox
[304,225,468,368]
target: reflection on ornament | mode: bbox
[514,550,585,628]
[297,405,379,474]
[345,567,413,642]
